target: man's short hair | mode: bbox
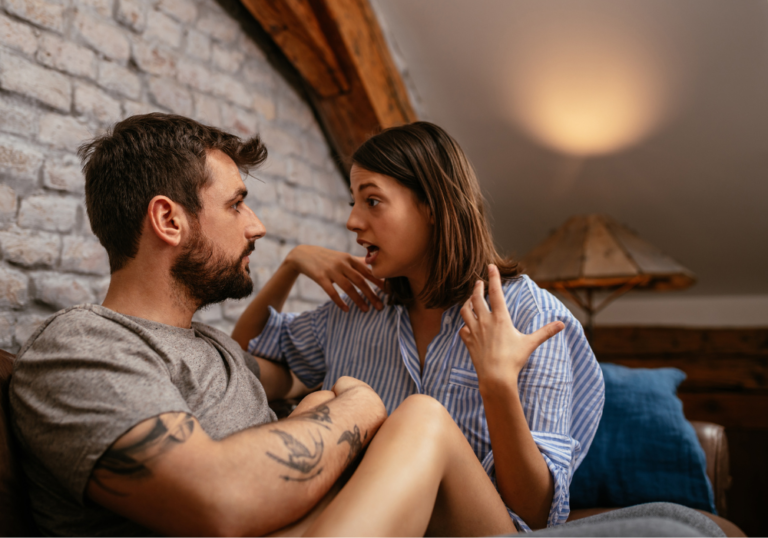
[78,113,267,273]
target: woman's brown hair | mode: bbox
[351,121,521,309]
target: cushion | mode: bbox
[570,363,716,513]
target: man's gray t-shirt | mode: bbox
[10,304,277,536]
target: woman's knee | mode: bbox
[391,395,457,438]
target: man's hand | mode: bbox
[285,245,385,312]
[459,264,564,386]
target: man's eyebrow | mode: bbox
[350,182,378,194]
[225,188,248,205]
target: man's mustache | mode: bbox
[242,241,256,259]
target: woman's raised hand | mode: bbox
[284,245,385,312]
[459,264,564,386]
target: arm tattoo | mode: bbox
[267,429,325,481]
[295,404,333,430]
[337,425,367,465]
[92,412,195,496]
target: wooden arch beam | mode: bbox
[239,0,417,165]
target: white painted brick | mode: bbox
[92,275,110,303]
[0,13,38,56]
[39,113,92,152]
[319,195,339,222]
[37,33,98,79]
[275,182,297,212]
[116,0,147,32]
[43,155,85,192]
[132,41,177,76]
[257,204,302,240]
[193,303,223,324]
[196,10,239,43]
[287,158,314,190]
[284,299,318,314]
[145,9,182,48]
[251,89,276,120]
[260,125,298,158]
[316,168,348,198]
[259,156,288,181]
[304,137,332,169]
[5,0,65,33]
[241,61,276,91]
[18,195,79,232]
[193,93,221,126]
[212,44,243,74]
[220,103,258,138]
[0,185,17,222]
[0,135,44,183]
[295,189,321,217]
[185,29,210,61]
[34,272,95,309]
[0,96,37,138]
[75,82,122,124]
[14,313,48,346]
[61,235,109,275]
[0,312,13,348]
[222,297,249,321]
[74,12,130,62]
[176,58,213,93]
[250,265,273,290]
[158,0,198,24]
[148,76,193,116]
[211,73,251,108]
[0,265,28,307]
[244,176,277,206]
[0,52,72,112]
[278,97,315,130]
[251,236,280,268]
[123,100,162,118]
[0,227,60,267]
[238,33,266,62]
[297,274,328,303]
[334,201,351,227]
[98,60,141,100]
[76,0,114,18]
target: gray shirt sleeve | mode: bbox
[10,310,192,504]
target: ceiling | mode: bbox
[370,0,768,298]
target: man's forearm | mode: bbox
[232,260,300,349]
[210,384,387,535]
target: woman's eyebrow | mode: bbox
[351,182,378,194]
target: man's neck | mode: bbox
[102,268,197,329]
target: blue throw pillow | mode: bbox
[570,363,716,513]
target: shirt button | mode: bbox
[444,315,452,324]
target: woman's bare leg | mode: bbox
[306,394,516,537]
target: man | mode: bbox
[8,114,523,537]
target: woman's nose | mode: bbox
[346,204,363,232]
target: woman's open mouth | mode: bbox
[358,240,380,265]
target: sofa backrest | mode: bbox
[0,349,37,536]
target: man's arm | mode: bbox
[87,378,386,537]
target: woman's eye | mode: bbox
[348,200,355,207]
[367,198,380,207]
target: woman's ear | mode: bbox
[147,195,186,247]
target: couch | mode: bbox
[0,349,743,536]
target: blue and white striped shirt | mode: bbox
[249,274,604,531]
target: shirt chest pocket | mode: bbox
[448,367,480,390]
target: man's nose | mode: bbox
[244,204,266,240]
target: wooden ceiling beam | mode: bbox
[240,0,417,166]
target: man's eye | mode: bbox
[231,201,241,211]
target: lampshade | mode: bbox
[521,214,696,335]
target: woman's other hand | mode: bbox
[284,245,385,312]
[459,264,564,386]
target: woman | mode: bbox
[233,122,604,532]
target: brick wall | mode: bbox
[0,0,354,352]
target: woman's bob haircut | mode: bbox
[351,121,521,309]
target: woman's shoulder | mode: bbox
[502,275,577,327]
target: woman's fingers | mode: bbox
[350,256,386,288]
[487,264,507,315]
[333,276,371,312]
[343,268,384,310]
[528,321,565,349]
[460,298,478,331]
[318,280,350,312]
[471,280,491,317]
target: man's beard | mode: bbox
[171,221,255,310]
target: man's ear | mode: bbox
[147,195,187,247]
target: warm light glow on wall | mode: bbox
[504,8,683,157]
